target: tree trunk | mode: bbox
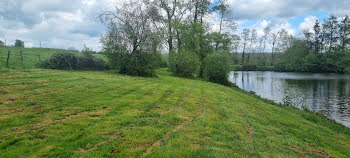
[242,44,246,65]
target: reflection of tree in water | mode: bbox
[281,80,308,109]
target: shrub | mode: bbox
[171,51,200,77]
[203,52,232,85]
[119,51,157,77]
[38,52,77,70]
[76,52,108,70]
[38,52,108,70]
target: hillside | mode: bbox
[0,68,350,157]
[0,46,104,69]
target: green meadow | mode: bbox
[1,67,350,157]
[0,46,104,69]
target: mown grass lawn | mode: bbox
[0,68,350,157]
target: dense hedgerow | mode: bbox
[38,52,108,70]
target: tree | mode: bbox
[212,0,237,50]
[339,15,350,51]
[151,0,190,53]
[99,0,161,76]
[203,52,231,85]
[241,29,250,65]
[172,50,200,77]
[303,29,313,49]
[99,1,155,54]
[192,0,211,24]
[313,20,322,53]
[257,36,264,53]
[15,39,24,47]
[247,29,257,64]
[276,29,291,53]
[270,32,278,65]
[231,34,241,53]
[262,26,271,53]
[323,14,339,52]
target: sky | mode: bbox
[0,0,350,51]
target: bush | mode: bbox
[38,52,108,70]
[76,52,108,70]
[203,52,232,85]
[38,52,78,70]
[119,51,157,77]
[170,51,200,77]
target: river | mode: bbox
[229,71,350,128]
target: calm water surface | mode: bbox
[229,71,350,128]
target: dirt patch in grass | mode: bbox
[4,97,18,105]
[290,144,334,158]
[2,107,24,114]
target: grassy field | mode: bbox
[1,68,350,157]
[0,46,104,69]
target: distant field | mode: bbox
[0,68,350,157]
[0,46,104,69]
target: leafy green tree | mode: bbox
[172,50,200,77]
[339,15,350,52]
[99,0,162,76]
[203,52,232,85]
[323,14,339,52]
[15,39,24,47]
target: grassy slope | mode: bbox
[0,46,104,69]
[0,68,350,158]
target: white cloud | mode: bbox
[299,16,318,33]
[1,0,350,51]
[227,0,350,21]
[0,0,114,51]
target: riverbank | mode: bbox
[1,68,350,157]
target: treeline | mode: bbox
[276,15,350,73]
[237,27,293,66]
[99,0,235,84]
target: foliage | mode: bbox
[38,52,78,70]
[203,52,232,85]
[275,39,350,73]
[14,39,24,48]
[171,51,200,77]
[38,52,108,70]
[99,3,162,77]
[119,51,159,77]
[76,52,108,70]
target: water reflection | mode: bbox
[229,71,350,128]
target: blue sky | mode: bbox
[0,0,350,51]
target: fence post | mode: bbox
[20,50,24,69]
[6,50,10,68]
